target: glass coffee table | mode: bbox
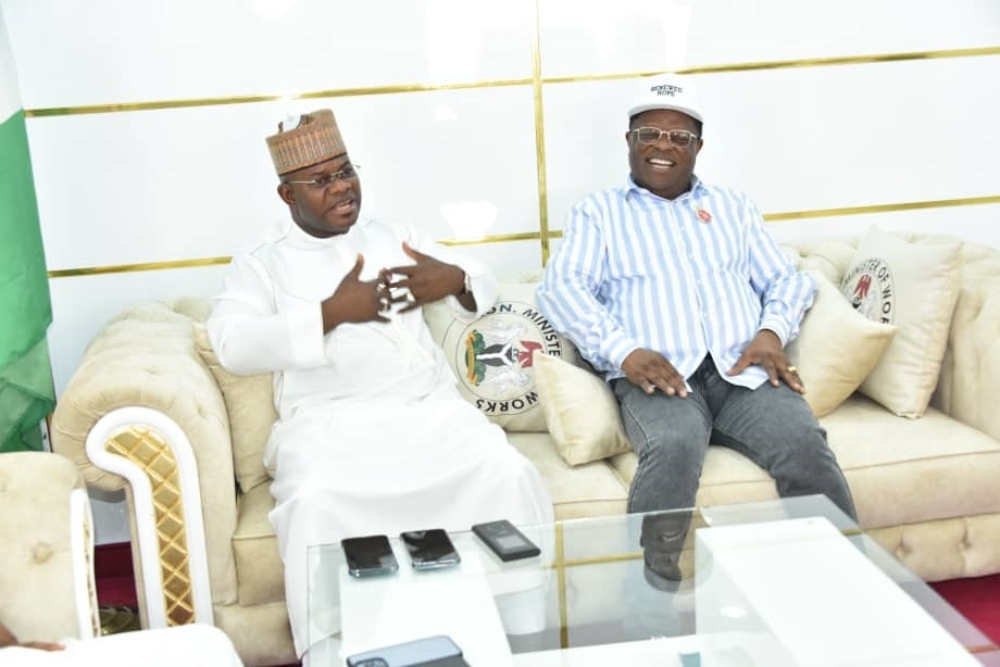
[305,495,1000,666]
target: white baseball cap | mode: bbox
[626,75,703,124]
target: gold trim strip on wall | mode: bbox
[438,231,541,247]
[24,47,999,118]
[45,193,1000,278]
[532,0,552,267]
[544,45,1000,84]
[48,256,231,278]
[47,233,542,277]
[25,78,533,118]
[764,194,1000,222]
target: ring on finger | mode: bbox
[379,296,391,312]
[787,365,799,374]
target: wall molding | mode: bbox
[25,46,1000,118]
[47,195,1000,278]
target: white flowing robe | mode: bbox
[207,218,554,657]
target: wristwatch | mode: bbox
[462,271,474,295]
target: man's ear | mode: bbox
[277,182,296,207]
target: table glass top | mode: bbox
[306,495,998,665]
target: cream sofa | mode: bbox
[51,233,1000,666]
[0,452,99,645]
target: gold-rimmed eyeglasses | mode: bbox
[630,128,699,149]
[285,163,361,190]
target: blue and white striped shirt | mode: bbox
[536,176,815,390]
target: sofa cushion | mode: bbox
[192,323,276,493]
[506,432,627,520]
[609,394,1000,532]
[232,483,283,607]
[840,226,962,418]
[816,396,1000,529]
[786,271,897,417]
[532,351,632,465]
[933,241,1000,441]
[424,281,579,432]
[796,239,857,284]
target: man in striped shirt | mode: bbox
[536,75,856,584]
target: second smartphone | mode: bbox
[400,528,461,571]
[342,534,399,578]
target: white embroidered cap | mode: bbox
[626,75,704,124]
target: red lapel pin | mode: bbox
[697,208,712,223]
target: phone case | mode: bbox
[345,634,463,667]
[471,519,540,561]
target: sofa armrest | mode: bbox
[0,452,99,643]
[50,301,239,628]
[934,245,1000,441]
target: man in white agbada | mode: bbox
[207,109,554,658]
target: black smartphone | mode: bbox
[341,534,399,578]
[471,519,540,562]
[345,634,464,667]
[400,529,461,571]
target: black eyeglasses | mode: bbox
[630,127,699,149]
[285,163,361,189]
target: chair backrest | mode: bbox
[0,451,99,643]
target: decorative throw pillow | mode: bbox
[423,281,579,432]
[191,323,276,492]
[532,351,633,466]
[839,226,962,418]
[785,271,897,417]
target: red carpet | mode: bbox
[95,543,999,659]
[931,575,1000,645]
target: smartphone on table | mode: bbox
[471,519,540,562]
[345,634,465,667]
[341,534,399,578]
[400,528,461,571]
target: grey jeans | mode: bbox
[613,355,857,532]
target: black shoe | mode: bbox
[643,549,682,592]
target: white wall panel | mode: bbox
[694,58,1000,214]
[30,85,539,270]
[47,265,226,395]
[540,0,1000,77]
[335,86,541,241]
[768,203,1000,250]
[451,239,544,278]
[538,0,696,78]
[2,0,534,108]
[543,56,1000,230]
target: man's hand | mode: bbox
[0,622,64,652]
[321,254,397,332]
[622,348,688,397]
[385,242,467,313]
[727,329,805,393]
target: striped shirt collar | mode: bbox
[622,173,706,202]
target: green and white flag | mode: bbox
[0,11,54,453]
